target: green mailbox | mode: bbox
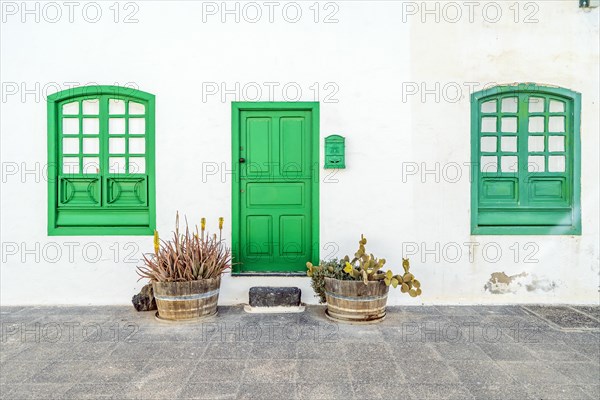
[324,135,345,169]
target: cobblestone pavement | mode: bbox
[1,305,598,399]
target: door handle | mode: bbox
[239,158,246,163]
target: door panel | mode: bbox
[234,106,317,273]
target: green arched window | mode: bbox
[48,86,155,235]
[471,84,581,235]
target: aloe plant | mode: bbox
[306,234,422,297]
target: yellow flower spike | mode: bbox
[201,218,206,231]
[219,217,224,230]
[153,230,159,255]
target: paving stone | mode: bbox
[238,382,298,400]
[475,306,531,316]
[178,383,240,399]
[138,360,196,383]
[430,343,493,361]
[0,383,73,399]
[572,306,600,321]
[466,384,532,400]
[497,361,572,385]
[396,360,460,384]
[0,361,53,385]
[387,342,443,360]
[296,360,350,383]
[342,341,395,360]
[550,362,600,385]
[295,341,346,360]
[352,382,414,399]
[524,306,600,330]
[242,359,298,382]
[124,381,184,400]
[249,341,297,359]
[347,360,405,383]
[62,383,132,399]
[523,342,592,362]
[409,384,474,399]
[448,360,518,386]
[580,384,600,399]
[435,306,482,316]
[28,360,96,383]
[192,360,245,382]
[79,360,149,383]
[296,382,354,400]
[203,341,253,359]
[524,384,593,399]
[476,342,537,361]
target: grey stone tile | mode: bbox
[123,381,185,399]
[395,306,442,315]
[435,306,482,316]
[550,362,600,385]
[238,382,298,400]
[523,343,592,362]
[524,306,600,330]
[347,360,405,383]
[178,383,240,399]
[79,360,149,383]
[477,342,537,361]
[106,341,168,361]
[242,359,298,382]
[565,342,600,361]
[296,341,346,360]
[297,360,350,383]
[497,361,572,385]
[396,360,460,384]
[138,360,196,383]
[203,341,253,359]
[1,383,73,399]
[0,361,53,385]
[580,385,600,399]
[342,341,395,360]
[9,342,81,363]
[249,341,297,359]
[448,360,517,386]
[387,342,442,361]
[524,384,593,399]
[572,306,600,321]
[431,343,492,361]
[409,384,474,399]
[28,360,96,383]
[352,383,414,399]
[62,383,132,399]
[62,341,118,361]
[476,306,531,316]
[296,382,354,399]
[192,360,245,382]
[466,384,532,400]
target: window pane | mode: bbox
[501,97,518,113]
[528,116,545,133]
[62,138,79,154]
[481,100,496,113]
[480,156,497,173]
[480,137,496,152]
[62,118,79,135]
[82,100,99,115]
[83,138,99,154]
[481,117,496,133]
[83,118,99,135]
[528,136,545,152]
[548,156,566,172]
[109,118,126,135]
[129,118,145,135]
[109,138,126,154]
[501,117,517,133]
[129,138,145,154]
[528,97,544,113]
[501,136,517,152]
[109,99,126,114]
[82,157,100,174]
[62,157,79,174]
[129,102,145,115]
[501,156,518,172]
[62,102,79,115]
[129,157,146,174]
[548,116,565,133]
[549,100,565,113]
[109,157,126,174]
[528,156,545,172]
[548,136,565,152]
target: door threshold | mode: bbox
[232,272,307,277]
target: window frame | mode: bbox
[48,85,156,236]
[470,84,581,235]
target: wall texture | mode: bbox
[1,1,598,305]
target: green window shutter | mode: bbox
[471,84,581,235]
[48,86,156,235]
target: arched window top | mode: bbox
[48,85,154,104]
[472,83,581,103]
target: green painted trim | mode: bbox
[470,84,581,235]
[47,85,156,236]
[231,102,320,274]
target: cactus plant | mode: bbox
[306,234,422,300]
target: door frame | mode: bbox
[231,102,320,274]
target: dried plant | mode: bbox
[137,212,232,282]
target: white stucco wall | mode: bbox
[1,1,598,305]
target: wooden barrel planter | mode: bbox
[324,277,389,323]
[152,276,221,321]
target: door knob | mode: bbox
[239,158,246,163]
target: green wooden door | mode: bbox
[232,103,319,273]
